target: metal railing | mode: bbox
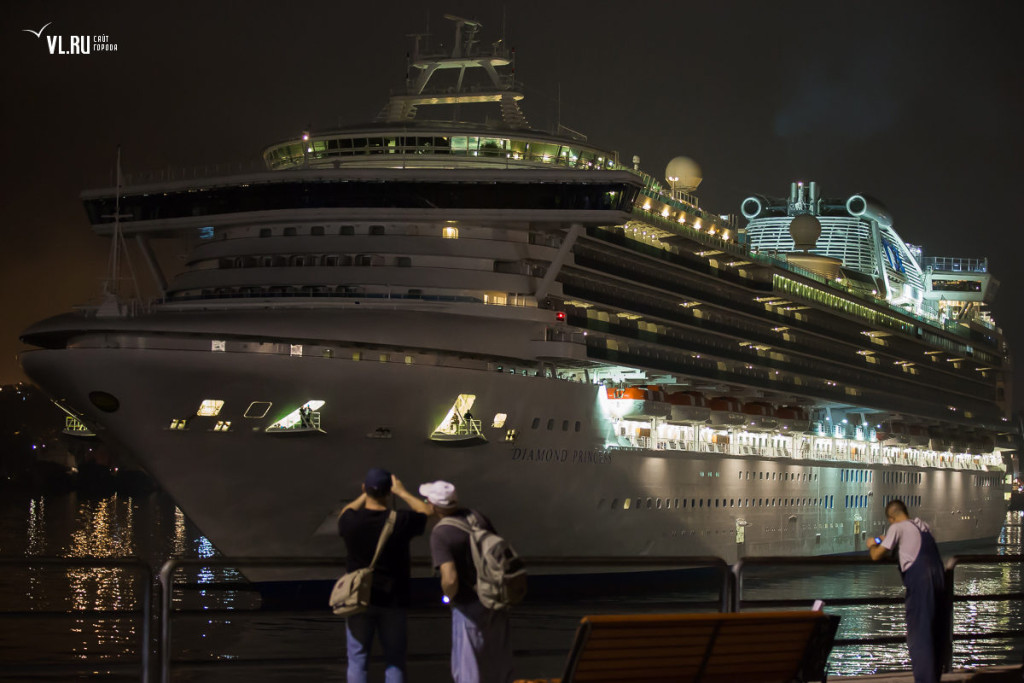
[3,553,1019,680]
[733,554,1024,672]
[0,557,153,682]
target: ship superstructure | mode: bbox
[20,17,1012,575]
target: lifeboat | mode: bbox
[876,420,910,446]
[707,396,745,426]
[927,426,951,452]
[964,431,995,454]
[775,405,810,433]
[950,431,970,454]
[741,401,779,431]
[604,385,670,419]
[665,391,712,424]
[907,424,929,448]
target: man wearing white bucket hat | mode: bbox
[419,480,513,683]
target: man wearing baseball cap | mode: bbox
[419,479,513,683]
[338,468,432,682]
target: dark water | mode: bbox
[0,488,1020,681]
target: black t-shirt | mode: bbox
[428,509,495,605]
[338,508,427,607]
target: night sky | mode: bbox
[2,1,1023,412]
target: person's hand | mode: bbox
[391,474,407,495]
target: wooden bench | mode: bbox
[518,610,839,683]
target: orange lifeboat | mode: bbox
[665,391,712,424]
[878,420,910,446]
[707,396,745,426]
[775,405,810,433]
[741,401,779,431]
[604,385,670,419]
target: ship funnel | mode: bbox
[846,194,893,225]
[741,196,765,219]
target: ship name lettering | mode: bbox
[511,447,611,465]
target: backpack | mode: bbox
[437,511,527,610]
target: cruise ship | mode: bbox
[20,17,1013,575]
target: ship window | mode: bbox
[244,402,272,418]
[211,340,226,352]
[169,419,187,430]
[443,226,459,239]
[284,227,297,237]
[197,400,224,417]
[699,499,703,508]
[546,419,554,430]
[340,225,355,235]
[265,400,325,432]
[574,421,581,432]
[674,498,679,508]
[311,225,325,236]
[531,418,540,429]
[646,498,652,509]
[405,355,414,365]
[214,421,231,431]
[397,257,412,267]
[370,225,385,235]
[623,498,631,510]
[492,413,507,428]
[431,394,477,438]
[259,228,272,238]
[291,345,303,357]
[378,354,389,363]
[656,498,662,509]
[504,429,517,442]
[562,420,569,431]
[352,351,362,361]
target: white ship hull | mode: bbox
[21,328,1007,580]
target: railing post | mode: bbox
[943,563,956,674]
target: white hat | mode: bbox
[419,480,458,507]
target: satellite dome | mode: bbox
[789,214,821,251]
[665,156,702,192]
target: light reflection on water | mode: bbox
[0,491,1020,680]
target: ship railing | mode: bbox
[0,556,153,682]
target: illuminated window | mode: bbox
[431,394,480,438]
[492,413,507,428]
[214,421,231,432]
[211,340,226,352]
[504,429,517,442]
[623,498,631,510]
[197,400,224,417]
[265,400,325,432]
[442,226,459,239]
[353,352,362,361]
[290,344,303,357]
[379,353,389,363]
[169,419,188,430]
[405,355,414,365]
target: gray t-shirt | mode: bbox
[881,517,930,572]
[429,509,494,604]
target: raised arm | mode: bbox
[339,492,368,518]
[392,475,434,515]
[866,535,887,561]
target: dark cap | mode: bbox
[364,467,392,496]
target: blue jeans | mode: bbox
[451,600,512,683]
[346,606,408,683]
